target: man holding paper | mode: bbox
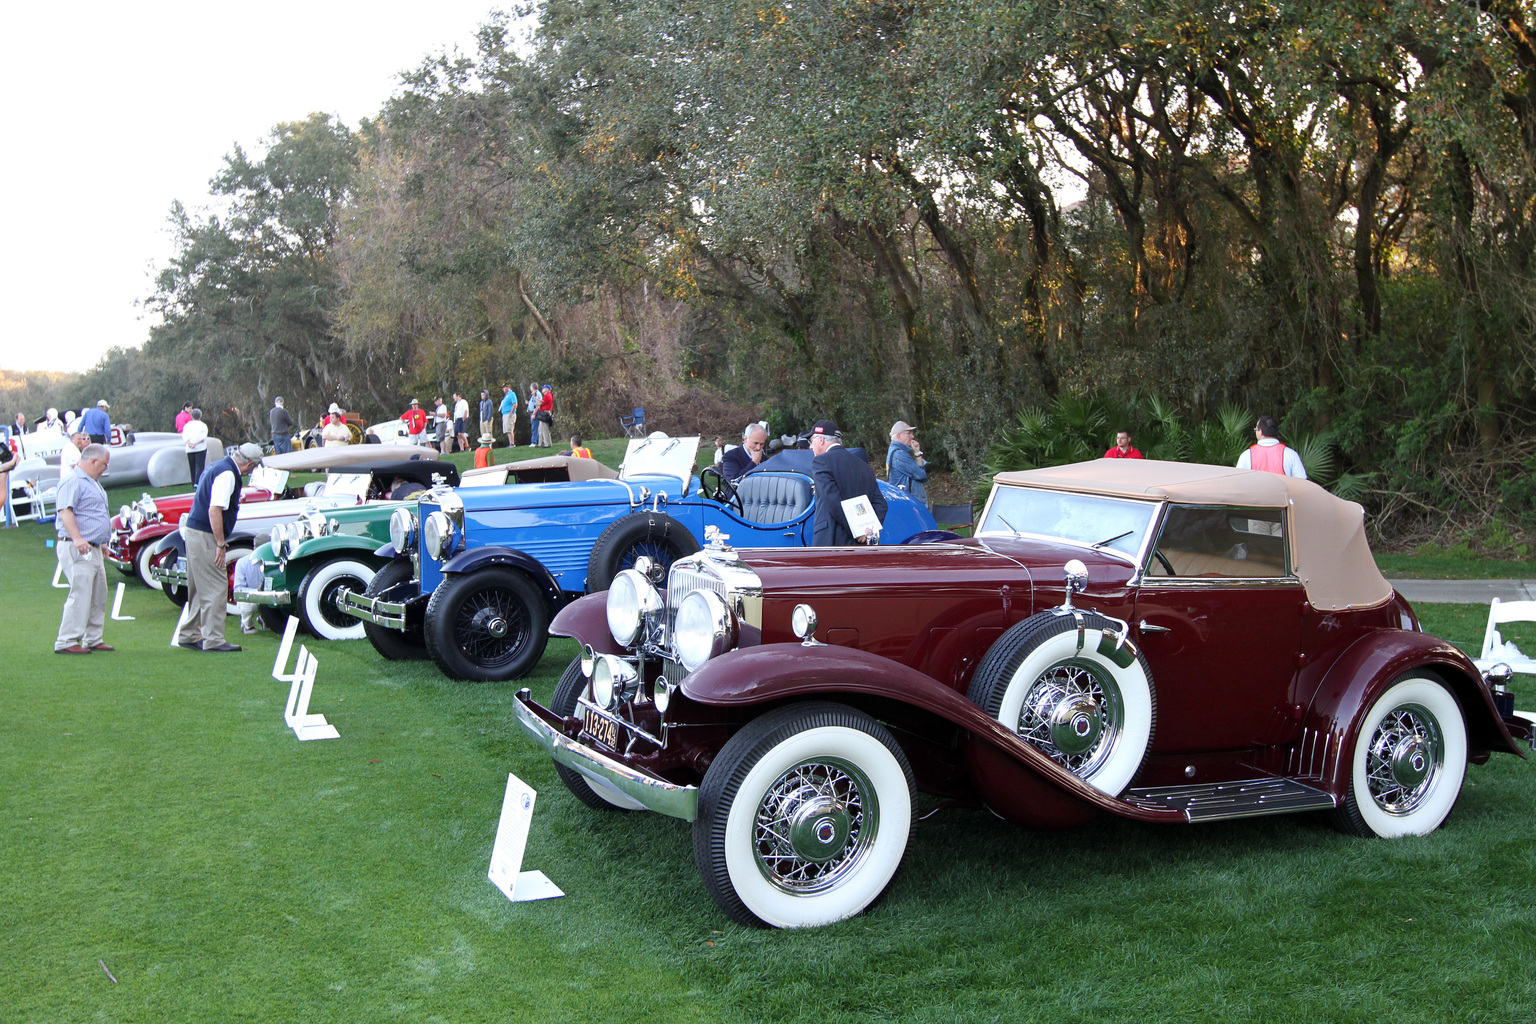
[808,419,887,546]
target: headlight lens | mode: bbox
[389,508,417,552]
[423,511,455,561]
[590,655,637,710]
[119,504,131,522]
[606,568,662,646]
[673,589,736,673]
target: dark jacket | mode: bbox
[812,444,887,546]
[270,405,293,436]
[721,445,763,482]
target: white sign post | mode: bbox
[284,646,339,741]
[110,582,135,621]
[271,615,301,681]
[51,560,69,588]
[488,773,564,903]
[168,603,194,647]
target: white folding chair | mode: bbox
[1474,598,1536,676]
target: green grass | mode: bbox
[10,468,1536,1022]
[1374,552,1533,580]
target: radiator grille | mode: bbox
[660,561,731,685]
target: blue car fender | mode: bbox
[440,545,564,609]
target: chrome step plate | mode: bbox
[1125,778,1337,822]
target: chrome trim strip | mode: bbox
[1137,576,1301,590]
[233,588,291,607]
[513,689,698,821]
[339,588,407,629]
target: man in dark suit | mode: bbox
[809,419,886,545]
[721,422,769,481]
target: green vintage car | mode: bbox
[236,459,461,639]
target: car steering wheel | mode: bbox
[1153,548,1176,576]
[699,466,744,516]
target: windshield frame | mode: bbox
[976,481,1162,567]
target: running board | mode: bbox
[1124,778,1337,822]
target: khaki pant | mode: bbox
[178,528,228,648]
[55,541,107,650]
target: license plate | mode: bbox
[582,708,620,750]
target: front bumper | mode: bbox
[151,558,188,589]
[234,587,291,607]
[105,540,132,570]
[340,585,422,630]
[513,689,699,821]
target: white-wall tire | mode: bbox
[297,558,374,640]
[1332,675,1467,838]
[693,702,914,929]
[134,542,164,591]
[967,612,1155,796]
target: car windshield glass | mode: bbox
[978,485,1155,558]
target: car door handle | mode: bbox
[1138,620,1171,634]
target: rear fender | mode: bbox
[549,592,627,657]
[1299,630,1524,793]
[682,644,1182,825]
[440,545,563,610]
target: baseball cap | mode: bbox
[890,420,916,438]
[236,443,264,462]
[328,402,341,414]
[811,419,841,438]
[97,399,110,408]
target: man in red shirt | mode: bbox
[401,399,428,446]
[1104,429,1144,459]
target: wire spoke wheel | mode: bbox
[751,758,874,896]
[1363,703,1444,815]
[1014,659,1124,778]
[454,583,530,666]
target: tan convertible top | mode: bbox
[994,460,1392,611]
[263,445,444,471]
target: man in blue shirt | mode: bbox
[499,384,518,447]
[54,444,113,653]
[78,400,111,445]
[885,420,928,504]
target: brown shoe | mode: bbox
[89,643,116,652]
[55,645,92,654]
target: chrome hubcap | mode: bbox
[1017,660,1123,777]
[753,759,875,894]
[1366,703,1442,815]
[483,615,508,639]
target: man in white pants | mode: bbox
[53,444,113,654]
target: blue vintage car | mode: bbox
[341,435,938,681]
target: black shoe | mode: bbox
[203,642,243,652]
[179,640,202,650]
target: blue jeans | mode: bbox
[271,434,292,454]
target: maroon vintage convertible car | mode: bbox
[514,460,1529,928]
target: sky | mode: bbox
[0,1,508,375]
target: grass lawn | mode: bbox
[7,448,1535,1022]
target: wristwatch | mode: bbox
[217,542,227,548]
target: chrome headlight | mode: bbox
[119,504,131,523]
[673,589,737,673]
[389,508,418,552]
[270,523,290,558]
[305,514,327,540]
[423,511,455,561]
[606,568,663,646]
[590,654,638,709]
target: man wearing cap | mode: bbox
[808,420,887,546]
[53,443,114,654]
[79,400,111,446]
[178,442,263,652]
[886,420,928,503]
[499,384,517,447]
[321,406,351,447]
[402,399,428,446]
[270,397,294,454]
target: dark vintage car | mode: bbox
[513,459,1530,928]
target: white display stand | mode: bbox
[488,773,564,903]
[271,615,301,681]
[168,603,193,647]
[284,646,339,741]
[110,582,135,621]
[51,559,69,588]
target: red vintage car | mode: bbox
[106,484,281,590]
[514,459,1530,928]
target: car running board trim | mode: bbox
[1124,778,1337,822]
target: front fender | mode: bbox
[549,592,628,657]
[373,543,400,559]
[130,522,176,546]
[1300,630,1524,793]
[290,535,384,562]
[682,643,1182,825]
[440,545,564,610]
[153,530,187,558]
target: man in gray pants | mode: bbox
[178,443,263,652]
[53,444,114,653]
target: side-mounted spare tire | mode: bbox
[585,511,701,593]
[966,610,1155,797]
